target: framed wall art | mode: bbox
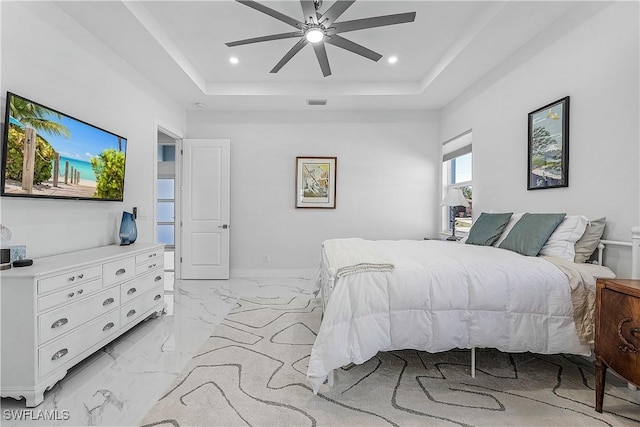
[295,156,337,209]
[527,96,569,190]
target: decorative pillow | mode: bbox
[574,217,606,263]
[498,213,566,256]
[538,215,588,261]
[465,212,513,246]
[493,213,524,247]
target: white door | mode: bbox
[181,139,230,279]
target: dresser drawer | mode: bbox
[38,277,103,312]
[121,271,164,305]
[37,265,102,295]
[135,259,164,276]
[38,287,120,345]
[120,286,164,328]
[103,257,135,287]
[39,311,120,378]
[135,249,162,265]
[597,288,640,384]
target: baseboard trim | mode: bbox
[230,269,316,279]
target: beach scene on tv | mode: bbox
[3,94,126,200]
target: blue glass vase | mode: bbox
[119,211,137,245]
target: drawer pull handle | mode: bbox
[155,276,162,282]
[618,318,640,354]
[116,268,126,276]
[154,294,162,301]
[68,276,75,282]
[51,318,68,329]
[148,253,156,258]
[127,309,136,318]
[103,322,115,332]
[127,287,137,295]
[51,348,68,361]
[103,298,115,306]
[78,274,84,279]
[148,263,157,269]
[77,289,84,295]
[67,292,75,298]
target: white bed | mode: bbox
[307,236,624,393]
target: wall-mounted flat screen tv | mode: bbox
[1,92,127,201]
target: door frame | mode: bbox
[154,120,183,279]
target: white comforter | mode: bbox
[307,240,610,392]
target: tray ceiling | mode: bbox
[50,1,592,111]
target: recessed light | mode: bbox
[229,56,239,65]
[388,56,398,64]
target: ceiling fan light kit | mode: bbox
[225,0,416,77]
[305,26,325,43]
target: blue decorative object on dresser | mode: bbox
[119,211,137,245]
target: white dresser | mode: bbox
[0,243,165,407]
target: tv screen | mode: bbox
[1,92,127,201]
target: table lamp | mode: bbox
[0,224,12,270]
[441,188,470,241]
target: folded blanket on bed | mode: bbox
[323,238,394,278]
[541,256,616,345]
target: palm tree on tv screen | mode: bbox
[10,97,70,138]
[6,97,70,185]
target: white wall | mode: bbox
[0,2,185,258]
[187,110,440,276]
[440,2,639,275]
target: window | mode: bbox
[442,130,473,235]
[157,134,176,294]
[158,144,176,162]
[157,142,176,248]
[157,179,175,246]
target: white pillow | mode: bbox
[538,215,588,261]
[493,213,524,247]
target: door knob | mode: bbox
[218,224,229,229]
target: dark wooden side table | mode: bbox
[594,278,640,412]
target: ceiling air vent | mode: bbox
[307,99,327,106]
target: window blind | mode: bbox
[442,129,472,162]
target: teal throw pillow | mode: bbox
[498,213,566,256]
[465,212,513,246]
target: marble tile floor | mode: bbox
[0,277,317,426]
[3,276,638,426]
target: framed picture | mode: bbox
[527,96,569,190]
[295,156,337,209]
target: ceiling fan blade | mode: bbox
[270,38,308,73]
[319,0,355,27]
[226,31,303,47]
[313,42,332,77]
[300,0,318,24]
[332,12,416,34]
[236,0,303,28]
[325,35,381,62]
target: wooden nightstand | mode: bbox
[594,278,640,413]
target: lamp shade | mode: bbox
[441,188,469,207]
[0,225,12,242]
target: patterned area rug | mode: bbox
[141,297,639,427]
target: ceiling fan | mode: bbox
[225,0,416,77]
